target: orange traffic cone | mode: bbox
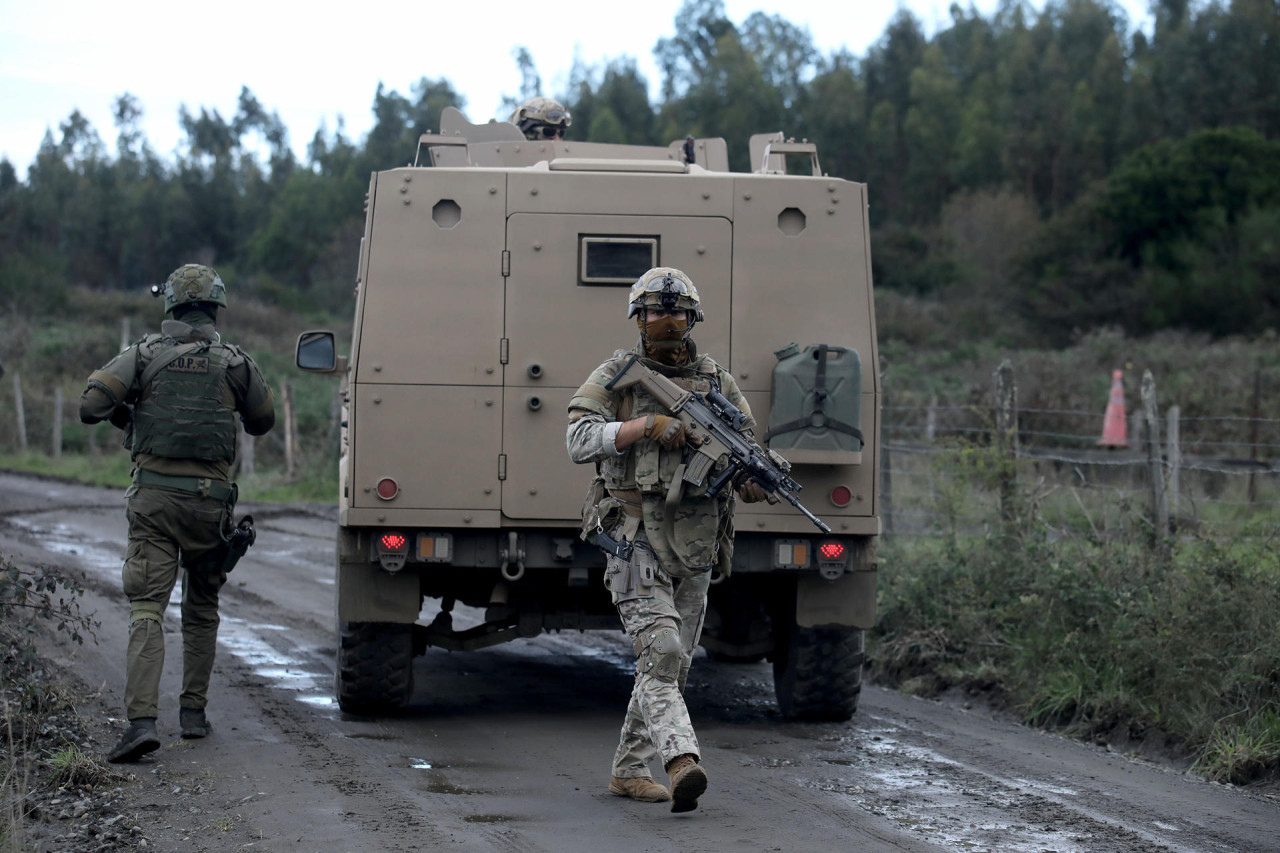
[1097,369,1128,448]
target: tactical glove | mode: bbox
[643,414,687,449]
[737,481,769,503]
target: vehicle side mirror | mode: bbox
[296,330,347,375]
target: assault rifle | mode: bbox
[605,354,831,533]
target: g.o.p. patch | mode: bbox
[169,355,210,374]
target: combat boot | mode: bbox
[665,753,707,813]
[179,707,211,739]
[107,717,160,763]
[609,775,671,803]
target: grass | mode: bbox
[872,443,1280,785]
[0,450,337,505]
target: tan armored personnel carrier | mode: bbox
[296,107,880,720]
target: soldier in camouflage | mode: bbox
[567,267,766,813]
[80,264,275,763]
[509,96,572,140]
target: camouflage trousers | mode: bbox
[122,486,228,720]
[609,547,711,777]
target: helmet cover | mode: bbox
[160,264,228,315]
[627,267,703,321]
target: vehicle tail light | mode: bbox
[374,531,409,572]
[774,539,809,569]
[816,539,850,579]
[376,478,399,500]
[830,485,852,507]
[417,533,452,563]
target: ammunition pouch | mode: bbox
[604,539,667,605]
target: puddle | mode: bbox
[409,758,433,769]
[13,506,341,716]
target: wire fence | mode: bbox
[880,368,1279,539]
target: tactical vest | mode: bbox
[131,338,238,462]
[599,356,732,574]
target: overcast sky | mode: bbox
[0,0,1152,174]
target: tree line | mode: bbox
[1,0,1277,344]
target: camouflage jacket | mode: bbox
[567,342,754,574]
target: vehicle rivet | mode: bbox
[489,187,497,194]
[463,515,472,523]
[485,367,494,374]
[757,521,766,528]
[832,197,840,204]
[697,246,706,254]
[363,486,371,493]
[534,242,542,251]
[377,514,385,522]
[743,193,751,200]
[403,199,411,205]
[374,364,382,371]
[531,188,539,196]
[373,397,382,404]
[702,192,711,199]
[485,400,493,407]
[828,185,836,193]
[740,372,749,380]
[529,489,537,496]
[484,488,492,494]
[399,186,408,194]
[404,175,412,183]
[827,208,835,215]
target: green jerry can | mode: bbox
[765,343,863,453]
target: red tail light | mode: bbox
[819,541,846,560]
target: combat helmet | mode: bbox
[509,97,572,140]
[156,264,228,315]
[627,267,704,322]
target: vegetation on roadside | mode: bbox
[1,557,106,849]
[870,444,1280,785]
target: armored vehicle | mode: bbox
[296,107,880,720]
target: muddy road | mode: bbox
[2,471,1276,852]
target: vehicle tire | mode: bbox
[335,621,414,714]
[773,622,864,721]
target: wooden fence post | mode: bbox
[52,387,63,459]
[284,380,297,479]
[1141,370,1169,543]
[1167,405,1180,532]
[994,359,1017,522]
[238,426,255,476]
[12,371,27,452]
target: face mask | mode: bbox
[637,313,691,364]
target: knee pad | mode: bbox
[129,599,166,627]
[634,619,683,682]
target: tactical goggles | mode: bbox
[544,109,570,125]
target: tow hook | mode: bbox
[499,531,525,581]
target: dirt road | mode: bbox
[2,471,1276,852]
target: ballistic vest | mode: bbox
[596,354,733,574]
[131,337,238,463]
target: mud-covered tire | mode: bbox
[773,624,864,721]
[335,621,414,714]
